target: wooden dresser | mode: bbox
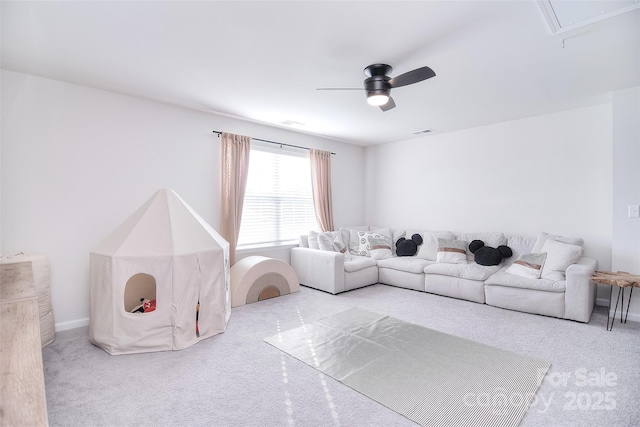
[0,262,49,426]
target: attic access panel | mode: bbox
[539,0,640,34]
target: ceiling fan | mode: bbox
[317,63,436,111]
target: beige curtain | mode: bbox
[221,132,251,266]
[310,149,335,232]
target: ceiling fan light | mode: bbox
[367,93,389,106]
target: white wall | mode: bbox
[612,86,640,315]
[365,104,614,302]
[1,70,366,329]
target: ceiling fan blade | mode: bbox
[316,87,364,91]
[388,66,436,88]
[380,96,396,112]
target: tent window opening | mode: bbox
[238,146,319,247]
[124,273,157,313]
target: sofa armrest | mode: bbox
[564,257,598,322]
[290,247,345,294]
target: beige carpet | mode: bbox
[42,284,640,426]
[265,307,550,427]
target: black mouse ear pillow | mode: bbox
[396,234,423,257]
[469,239,513,266]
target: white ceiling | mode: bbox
[2,1,639,146]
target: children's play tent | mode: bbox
[89,188,230,355]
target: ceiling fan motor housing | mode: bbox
[364,75,391,97]
[364,64,393,98]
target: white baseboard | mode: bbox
[596,297,640,323]
[55,317,89,332]
[52,297,638,332]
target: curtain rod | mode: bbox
[213,131,336,155]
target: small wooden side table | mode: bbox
[591,270,640,331]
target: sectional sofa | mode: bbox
[290,226,598,323]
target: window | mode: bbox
[238,145,318,247]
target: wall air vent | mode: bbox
[412,129,434,135]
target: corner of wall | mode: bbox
[611,86,640,273]
[363,145,378,225]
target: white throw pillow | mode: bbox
[540,240,584,280]
[505,253,547,279]
[356,231,388,257]
[369,236,392,260]
[348,229,366,254]
[417,231,455,261]
[337,226,368,255]
[316,231,333,251]
[317,231,346,253]
[308,230,320,250]
[333,235,347,253]
[436,238,468,264]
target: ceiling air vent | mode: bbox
[412,129,434,135]
[280,120,305,127]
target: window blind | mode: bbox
[237,146,319,247]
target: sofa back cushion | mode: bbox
[531,231,584,253]
[308,230,320,249]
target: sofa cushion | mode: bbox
[485,270,565,292]
[456,232,507,262]
[540,240,584,281]
[436,238,468,264]
[424,262,501,281]
[344,255,377,273]
[416,231,455,261]
[505,253,547,279]
[376,256,432,274]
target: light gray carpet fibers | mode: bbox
[265,307,550,426]
[43,284,640,426]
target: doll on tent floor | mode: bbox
[130,298,156,313]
